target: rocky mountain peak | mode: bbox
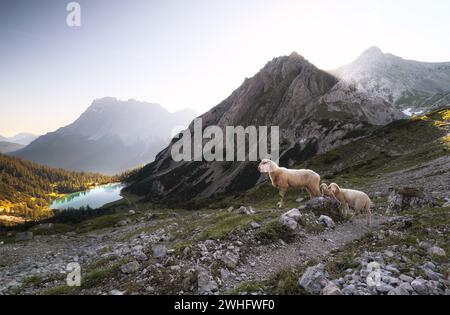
[360,46,384,58]
[125,53,403,203]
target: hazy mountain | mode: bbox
[125,52,404,204]
[0,141,25,154]
[333,46,450,113]
[12,98,197,174]
[0,133,38,146]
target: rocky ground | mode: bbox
[0,186,448,295]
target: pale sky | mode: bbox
[1,0,449,136]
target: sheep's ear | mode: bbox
[331,183,340,193]
[267,162,278,172]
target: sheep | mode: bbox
[327,183,372,226]
[258,159,321,208]
[320,183,333,197]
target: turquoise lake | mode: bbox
[50,183,125,210]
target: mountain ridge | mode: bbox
[333,46,450,112]
[125,52,404,204]
[12,98,197,174]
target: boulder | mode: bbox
[15,232,33,242]
[428,246,446,257]
[115,219,131,227]
[388,287,410,295]
[304,196,343,222]
[221,251,239,269]
[121,261,140,274]
[133,250,148,262]
[284,208,301,221]
[197,267,218,294]
[318,215,335,229]
[152,244,168,258]
[250,221,261,229]
[235,206,255,215]
[298,263,330,295]
[321,282,342,295]
[387,187,436,212]
[411,279,428,295]
[279,215,298,231]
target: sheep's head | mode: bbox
[258,159,278,173]
[320,183,334,197]
[328,183,341,195]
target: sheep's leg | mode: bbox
[278,186,287,208]
[341,202,351,220]
[311,185,321,198]
[366,203,372,226]
[305,187,313,199]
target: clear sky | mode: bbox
[1,0,449,136]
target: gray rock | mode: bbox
[411,279,428,294]
[121,261,140,274]
[116,219,131,227]
[221,251,239,269]
[399,282,415,292]
[418,241,433,250]
[342,284,356,295]
[284,208,301,221]
[220,268,231,280]
[388,287,410,295]
[197,267,218,294]
[152,244,168,258]
[133,251,148,262]
[376,283,394,293]
[385,265,400,275]
[423,269,443,281]
[279,215,298,231]
[399,274,414,283]
[250,221,261,229]
[183,247,191,256]
[204,240,216,250]
[15,232,33,242]
[428,246,446,257]
[110,289,125,295]
[423,262,436,270]
[236,206,255,215]
[318,215,335,229]
[321,282,342,295]
[298,264,329,295]
[387,187,436,212]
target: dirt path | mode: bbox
[222,214,388,290]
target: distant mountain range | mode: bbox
[0,133,38,146]
[333,46,450,113]
[12,98,197,174]
[0,141,24,154]
[125,52,404,204]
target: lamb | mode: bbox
[327,183,372,226]
[258,159,321,208]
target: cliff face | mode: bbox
[125,52,404,204]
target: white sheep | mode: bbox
[327,183,372,226]
[258,159,321,208]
